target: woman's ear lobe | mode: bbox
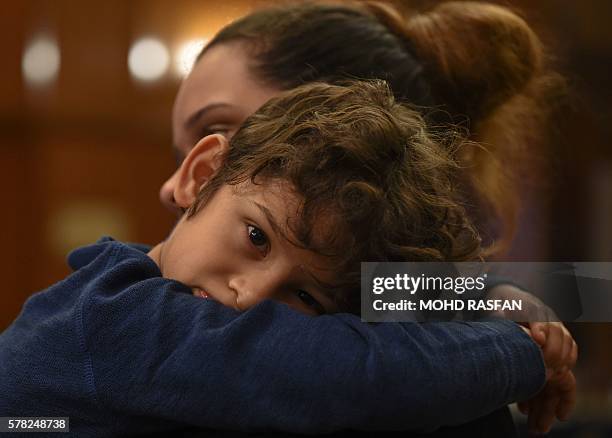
[173,134,229,208]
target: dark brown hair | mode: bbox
[200,1,564,255]
[187,81,481,312]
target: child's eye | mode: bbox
[247,225,269,254]
[296,290,325,315]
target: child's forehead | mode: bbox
[232,179,300,219]
[233,178,296,200]
[230,179,302,238]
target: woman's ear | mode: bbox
[173,134,229,208]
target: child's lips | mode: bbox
[193,288,215,301]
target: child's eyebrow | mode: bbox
[250,201,289,242]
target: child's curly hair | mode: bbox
[188,80,481,312]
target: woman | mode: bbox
[163,2,560,253]
[155,1,574,435]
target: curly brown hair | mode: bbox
[187,80,481,312]
[201,1,565,255]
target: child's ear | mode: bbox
[173,134,228,208]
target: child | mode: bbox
[1,81,561,436]
[149,79,484,316]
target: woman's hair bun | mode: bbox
[404,1,544,123]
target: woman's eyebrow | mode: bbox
[185,102,235,129]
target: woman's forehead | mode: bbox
[176,44,252,112]
[172,43,282,140]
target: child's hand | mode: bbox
[517,369,577,435]
[489,285,578,434]
[525,322,578,375]
[518,323,578,435]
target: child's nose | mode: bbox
[229,270,289,311]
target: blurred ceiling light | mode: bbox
[128,37,170,82]
[22,35,61,86]
[175,39,207,77]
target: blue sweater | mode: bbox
[0,238,545,436]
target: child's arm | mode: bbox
[0,239,545,435]
[71,242,543,433]
[86,293,544,433]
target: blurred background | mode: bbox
[0,0,610,436]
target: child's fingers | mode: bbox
[528,322,547,346]
[556,392,576,421]
[536,393,559,434]
[550,324,577,371]
[562,325,578,370]
[555,371,577,421]
[527,399,540,434]
[527,387,558,435]
[527,396,547,435]
[560,328,575,369]
[557,332,571,372]
[569,337,578,369]
[526,369,578,434]
[542,323,565,369]
[525,322,578,372]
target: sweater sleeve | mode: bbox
[80,244,545,434]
